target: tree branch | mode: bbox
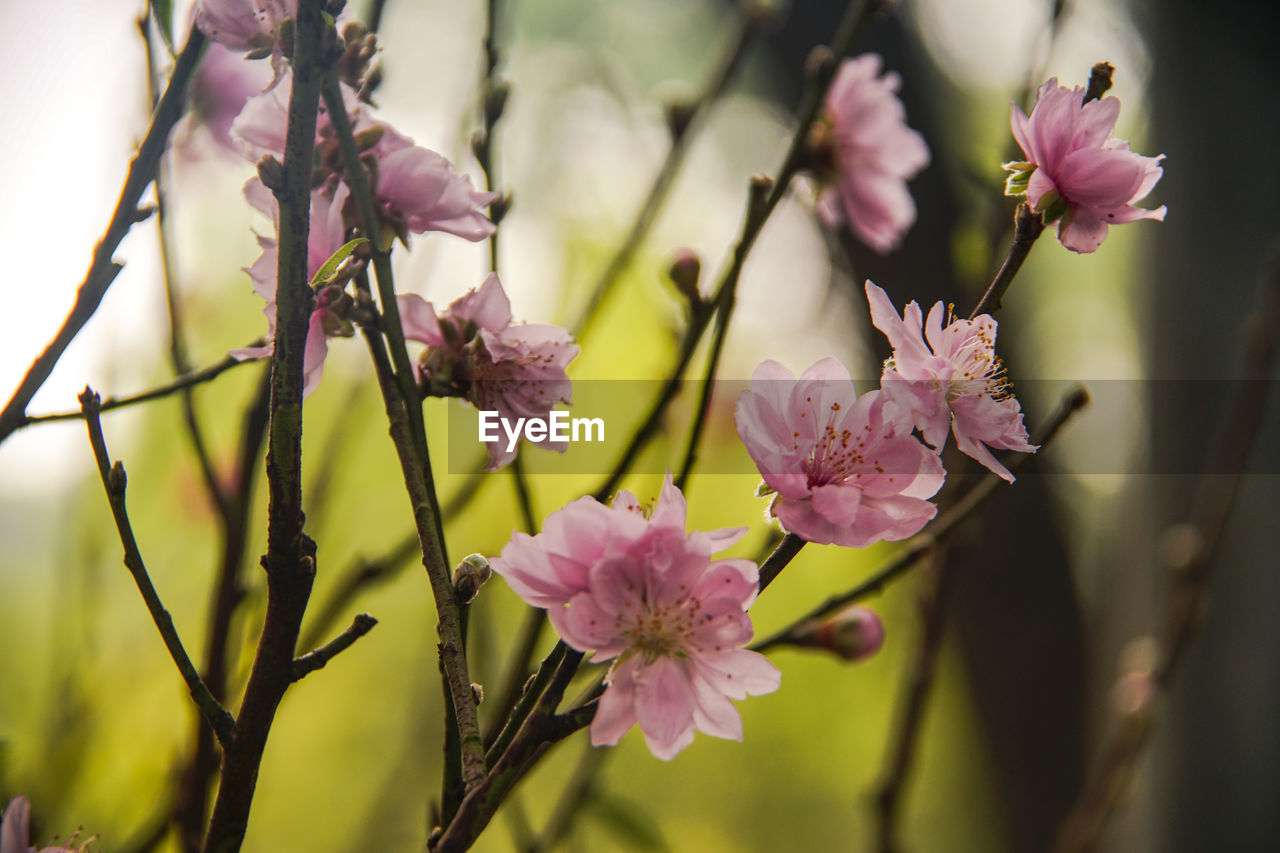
[0,25,207,445]
[291,613,378,681]
[79,389,235,750]
[202,3,328,848]
[19,351,256,428]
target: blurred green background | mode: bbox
[2,1,1277,851]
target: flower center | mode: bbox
[624,598,700,663]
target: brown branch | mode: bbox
[0,25,207,445]
[969,202,1046,320]
[872,550,956,853]
[19,352,256,427]
[79,389,235,749]
[202,3,328,849]
[291,613,378,681]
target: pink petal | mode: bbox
[397,293,444,345]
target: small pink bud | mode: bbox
[791,605,885,662]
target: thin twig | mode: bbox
[0,25,207,446]
[570,5,768,339]
[593,0,892,503]
[969,202,1046,319]
[321,74,448,563]
[753,386,1091,654]
[140,10,228,523]
[1052,253,1280,853]
[19,352,256,427]
[291,613,378,681]
[872,549,956,853]
[79,389,235,749]
[325,76,485,792]
[202,3,327,849]
[475,0,506,273]
[174,369,272,853]
[758,532,806,593]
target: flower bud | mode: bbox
[257,154,286,192]
[788,605,885,662]
[453,554,493,603]
[666,249,702,304]
[470,682,485,706]
[108,461,128,495]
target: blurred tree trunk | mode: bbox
[1145,1,1280,851]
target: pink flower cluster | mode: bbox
[734,281,1037,546]
[1006,78,1166,253]
[735,357,944,547]
[812,55,930,253]
[865,281,1036,482]
[490,475,780,759]
[206,23,509,402]
[399,275,578,470]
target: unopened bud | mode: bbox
[108,461,127,495]
[666,249,702,304]
[257,155,286,192]
[453,554,493,603]
[789,605,885,662]
[1083,61,1115,105]
[470,682,485,706]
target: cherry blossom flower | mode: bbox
[399,274,577,469]
[185,41,275,156]
[489,475,780,760]
[1006,78,1166,253]
[229,72,492,242]
[194,0,294,53]
[229,179,353,398]
[735,357,943,547]
[375,146,498,241]
[864,281,1036,482]
[810,54,930,253]
[229,68,364,164]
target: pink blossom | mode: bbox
[489,475,780,760]
[735,357,944,547]
[194,0,294,52]
[864,281,1036,482]
[1007,78,1166,253]
[812,54,930,253]
[229,69,364,163]
[399,274,577,469]
[375,146,498,241]
[229,179,353,398]
[186,41,275,155]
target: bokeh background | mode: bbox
[1,0,1277,851]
